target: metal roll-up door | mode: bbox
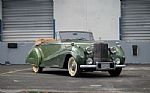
[2,0,54,42]
[121,0,150,40]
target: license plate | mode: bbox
[101,63,110,69]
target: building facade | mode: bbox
[54,0,120,40]
[0,0,150,64]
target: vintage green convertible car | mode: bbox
[26,31,126,77]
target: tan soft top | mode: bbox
[35,38,57,45]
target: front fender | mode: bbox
[71,46,85,65]
[110,46,125,65]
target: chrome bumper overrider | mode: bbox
[80,63,126,70]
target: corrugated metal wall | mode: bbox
[121,0,150,40]
[2,0,54,42]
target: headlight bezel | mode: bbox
[109,47,117,54]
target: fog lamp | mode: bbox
[86,58,93,65]
[115,58,121,65]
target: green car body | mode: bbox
[26,31,126,77]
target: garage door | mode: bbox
[2,0,54,42]
[121,0,150,40]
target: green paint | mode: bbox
[26,32,125,70]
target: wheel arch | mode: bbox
[63,54,72,69]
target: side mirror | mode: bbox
[116,42,121,47]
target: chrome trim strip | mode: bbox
[96,62,113,64]
[115,65,126,68]
[80,65,96,68]
[80,64,126,69]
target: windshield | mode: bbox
[59,31,94,42]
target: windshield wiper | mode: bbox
[63,39,72,42]
[63,38,88,42]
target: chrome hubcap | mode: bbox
[68,57,77,76]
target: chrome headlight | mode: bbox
[114,58,121,65]
[85,47,93,54]
[109,47,116,54]
[86,58,93,65]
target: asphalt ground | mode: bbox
[0,64,150,93]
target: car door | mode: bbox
[40,42,61,67]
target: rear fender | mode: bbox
[26,46,43,66]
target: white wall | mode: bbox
[0,42,34,64]
[54,0,120,40]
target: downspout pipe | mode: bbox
[53,19,56,39]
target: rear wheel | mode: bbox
[32,65,43,73]
[68,57,80,77]
[108,68,122,77]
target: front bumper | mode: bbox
[80,62,126,70]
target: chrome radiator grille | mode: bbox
[93,42,108,62]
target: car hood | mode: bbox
[62,41,94,49]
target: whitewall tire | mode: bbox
[32,65,43,73]
[68,57,80,77]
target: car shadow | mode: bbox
[41,69,116,78]
[26,68,138,78]
[42,70,69,76]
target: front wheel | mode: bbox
[68,57,81,77]
[108,68,122,77]
[32,65,43,73]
